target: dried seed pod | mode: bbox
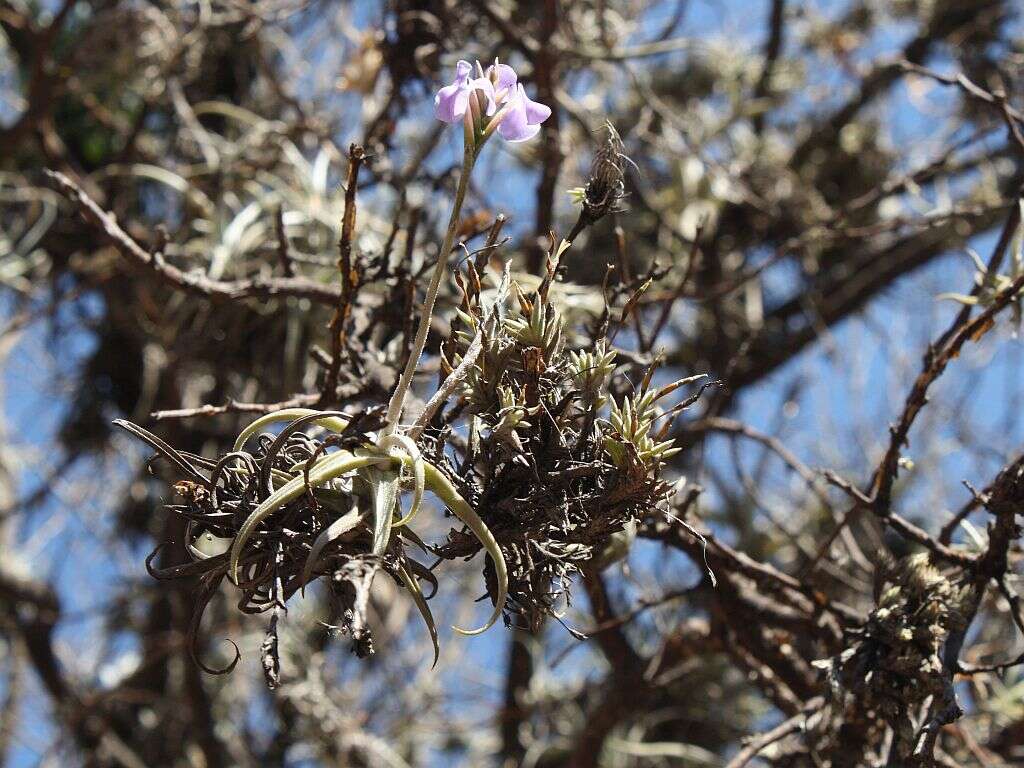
[567,121,630,241]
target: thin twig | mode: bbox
[149,394,319,421]
[409,331,483,440]
[323,144,366,402]
[274,205,295,277]
[872,210,1024,516]
[45,170,341,305]
[724,698,821,768]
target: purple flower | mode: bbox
[495,83,552,142]
[434,60,494,124]
[434,59,551,143]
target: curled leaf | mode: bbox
[146,543,227,580]
[256,410,352,495]
[405,556,439,599]
[114,419,208,483]
[188,572,241,675]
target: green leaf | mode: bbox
[419,462,507,636]
[397,562,440,667]
[367,467,400,557]
[378,433,425,528]
[300,507,364,596]
[935,292,979,306]
[232,408,352,453]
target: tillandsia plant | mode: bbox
[811,553,974,764]
[114,57,712,673]
[21,2,1024,762]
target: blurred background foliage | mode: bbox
[3,0,1024,765]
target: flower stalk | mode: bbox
[383,137,476,435]
[383,59,551,436]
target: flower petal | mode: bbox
[522,89,551,125]
[488,63,518,92]
[496,85,550,141]
[434,61,476,123]
[434,83,469,123]
[501,120,540,142]
[496,93,533,142]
